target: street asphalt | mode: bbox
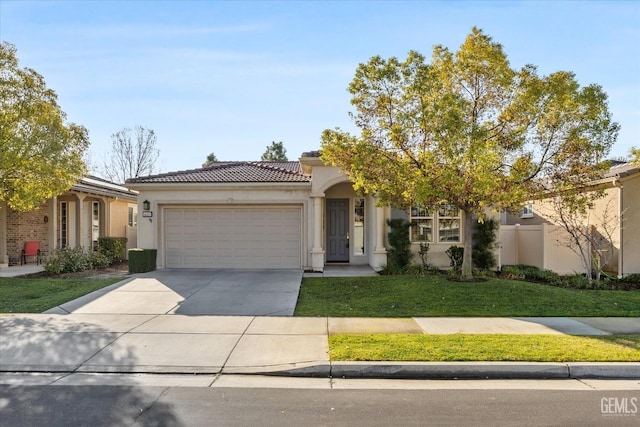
[1,268,639,383]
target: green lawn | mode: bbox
[0,277,123,313]
[329,334,640,362]
[295,275,640,317]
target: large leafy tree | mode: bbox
[321,28,619,278]
[631,146,639,166]
[0,41,89,211]
[203,152,217,167]
[102,125,159,183]
[261,141,288,161]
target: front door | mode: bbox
[326,199,349,262]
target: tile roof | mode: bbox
[606,161,639,178]
[126,161,311,184]
[301,150,321,158]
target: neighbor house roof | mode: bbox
[606,161,640,179]
[71,176,138,200]
[125,161,311,184]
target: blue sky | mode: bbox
[1,1,638,175]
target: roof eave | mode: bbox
[126,181,312,191]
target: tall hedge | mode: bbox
[386,218,413,269]
[98,237,128,263]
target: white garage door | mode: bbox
[164,206,302,269]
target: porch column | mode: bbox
[75,194,86,250]
[0,202,7,268]
[372,205,388,271]
[48,196,57,254]
[310,193,325,272]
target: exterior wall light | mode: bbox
[143,200,150,210]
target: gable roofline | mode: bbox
[70,175,138,201]
[605,161,640,180]
[125,161,310,185]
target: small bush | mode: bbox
[500,265,525,280]
[557,274,590,289]
[445,245,464,273]
[98,237,128,263]
[128,249,157,273]
[472,218,498,270]
[89,251,111,269]
[418,243,430,268]
[45,247,91,274]
[500,265,559,283]
[403,265,427,275]
[378,264,395,275]
[428,265,441,275]
[622,274,640,283]
[386,219,413,269]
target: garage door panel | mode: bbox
[164,206,301,269]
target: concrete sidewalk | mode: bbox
[1,314,639,381]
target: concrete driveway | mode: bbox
[47,269,304,316]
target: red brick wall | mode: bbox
[6,201,51,266]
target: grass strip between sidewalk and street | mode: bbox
[329,334,640,362]
[296,276,640,317]
[0,277,123,313]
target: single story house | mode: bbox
[500,161,640,277]
[126,151,473,271]
[0,176,138,268]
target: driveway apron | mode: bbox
[57,269,304,316]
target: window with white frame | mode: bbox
[438,204,461,242]
[409,204,434,242]
[128,206,137,227]
[409,203,461,243]
[521,202,534,218]
[353,198,365,255]
[91,201,100,251]
[60,201,68,248]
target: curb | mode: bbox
[231,362,640,380]
[2,362,639,380]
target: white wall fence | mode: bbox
[125,226,138,258]
[500,224,584,275]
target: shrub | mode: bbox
[128,249,157,273]
[386,219,413,269]
[445,245,464,273]
[89,251,111,269]
[45,247,91,274]
[500,265,559,283]
[403,265,426,275]
[428,265,441,274]
[500,265,525,280]
[418,242,430,268]
[622,274,640,283]
[557,274,590,289]
[98,237,128,263]
[378,264,395,275]
[472,218,498,270]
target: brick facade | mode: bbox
[6,201,50,266]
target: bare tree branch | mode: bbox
[102,125,159,183]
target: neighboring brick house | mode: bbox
[0,176,138,267]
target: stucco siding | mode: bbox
[622,173,640,275]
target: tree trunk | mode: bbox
[461,209,474,279]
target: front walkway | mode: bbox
[0,265,45,277]
[303,265,378,278]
